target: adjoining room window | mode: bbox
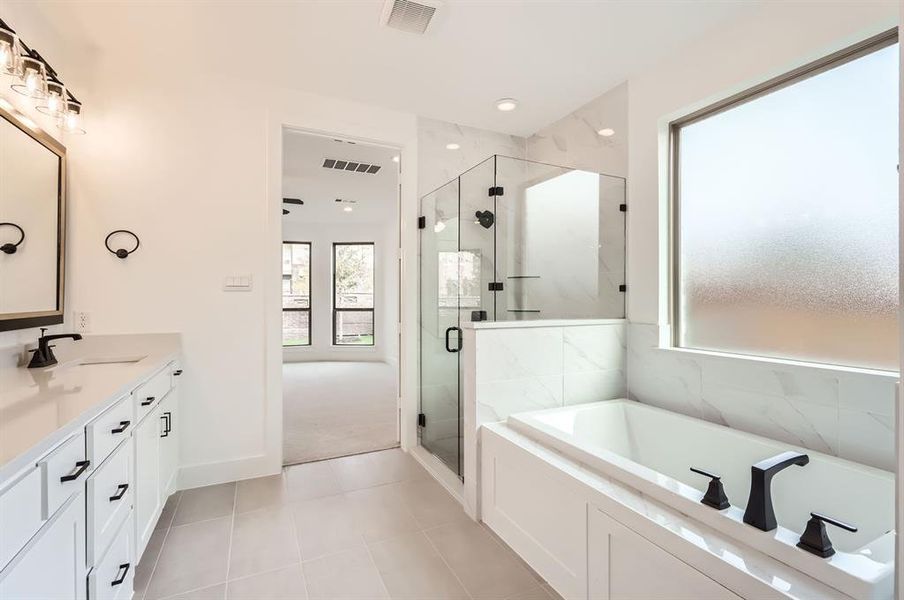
[282,242,311,346]
[333,243,375,346]
[438,250,482,309]
[671,32,899,371]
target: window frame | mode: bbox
[668,29,898,360]
[332,241,376,347]
[282,241,312,347]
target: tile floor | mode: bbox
[283,362,399,464]
[135,448,560,600]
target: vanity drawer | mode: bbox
[87,441,132,566]
[38,431,89,520]
[86,396,132,466]
[134,364,173,421]
[88,516,133,600]
[0,467,44,571]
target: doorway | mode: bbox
[281,130,401,465]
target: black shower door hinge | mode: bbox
[488,186,504,197]
[488,282,504,291]
[619,204,627,212]
[619,284,627,292]
[418,413,426,427]
[418,216,426,229]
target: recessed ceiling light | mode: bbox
[343,206,353,213]
[392,155,400,163]
[597,128,615,137]
[495,98,518,112]
[445,143,460,150]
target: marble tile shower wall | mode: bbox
[626,322,898,471]
[474,322,627,425]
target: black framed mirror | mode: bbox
[0,105,66,331]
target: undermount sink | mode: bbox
[78,355,147,366]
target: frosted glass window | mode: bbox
[674,39,898,371]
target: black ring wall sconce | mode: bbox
[0,222,25,254]
[105,230,140,259]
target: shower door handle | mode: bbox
[445,326,462,353]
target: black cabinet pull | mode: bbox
[141,396,155,406]
[111,563,130,586]
[160,412,171,437]
[111,420,131,434]
[60,460,90,483]
[164,411,172,434]
[109,483,129,502]
[173,369,183,376]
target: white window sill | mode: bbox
[655,345,899,379]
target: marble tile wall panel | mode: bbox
[626,322,897,471]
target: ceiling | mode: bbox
[282,131,398,224]
[31,0,758,136]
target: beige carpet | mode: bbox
[282,361,399,465]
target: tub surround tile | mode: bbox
[564,370,625,406]
[476,376,563,422]
[476,327,564,383]
[626,322,896,470]
[563,324,626,373]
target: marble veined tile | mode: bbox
[476,376,563,423]
[475,327,563,383]
[563,324,626,373]
[838,409,895,471]
[564,370,625,405]
[838,371,897,417]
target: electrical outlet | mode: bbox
[74,311,90,333]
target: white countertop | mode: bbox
[462,318,625,330]
[0,333,181,484]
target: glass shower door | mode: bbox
[419,178,463,476]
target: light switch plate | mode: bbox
[223,275,253,292]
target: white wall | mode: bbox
[623,1,899,470]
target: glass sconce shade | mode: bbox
[11,55,47,98]
[36,80,66,117]
[0,27,18,76]
[59,99,85,134]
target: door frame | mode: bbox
[265,111,418,474]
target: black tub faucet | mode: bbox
[742,451,809,531]
[27,328,83,368]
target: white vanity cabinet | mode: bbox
[0,350,181,600]
[0,493,87,600]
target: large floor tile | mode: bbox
[346,485,420,543]
[328,449,425,492]
[227,564,307,600]
[425,521,537,600]
[163,583,227,600]
[285,461,342,502]
[505,586,553,600]
[302,547,388,600]
[157,492,182,531]
[391,479,467,529]
[229,506,300,580]
[145,518,232,600]
[235,474,287,514]
[368,532,469,600]
[292,494,365,561]
[173,483,235,526]
[134,526,168,599]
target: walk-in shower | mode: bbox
[418,155,627,476]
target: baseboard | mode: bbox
[177,453,279,490]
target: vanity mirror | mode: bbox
[0,105,66,331]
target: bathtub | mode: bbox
[506,399,895,599]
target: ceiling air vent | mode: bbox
[380,0,441,35]
[323,158,383,175]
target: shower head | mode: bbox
[475,210,495,229]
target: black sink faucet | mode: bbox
[742,451,809,531]
[27,328,83,369]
